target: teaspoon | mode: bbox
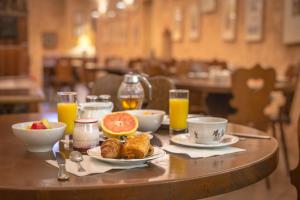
[70,151,86,172]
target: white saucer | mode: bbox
[171,134,239,148]
[162,114,203,126]
[87,146,166,165]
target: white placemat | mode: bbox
[162,145,245,158]
[46,155,147,177]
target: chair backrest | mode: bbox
[142,62,166,77]
[145,76,176,113]
[91,74,123,110]
[174,60,193,76]
[55,58,74,83]
[280,64,300,123]
[291,116,300,200]
[229,64,276,131]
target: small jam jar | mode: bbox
[73,119,100,154]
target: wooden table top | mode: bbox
[0,76,45,104]
[0,113,278,200]
[173,76,295,94]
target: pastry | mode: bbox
[101,138,121,158]
[121,134,150,159]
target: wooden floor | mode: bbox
[43,84,300,200]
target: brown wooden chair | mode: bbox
[174,60,193,76]
[229,64,276,188]
[142,62,166,77]
[52,58,76,91]
[280,63,300,124]
[144,76,176,113]
[91,74,123,110]
[290,116,300,200]
[229,64,276,131]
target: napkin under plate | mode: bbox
[162,145,245,158]
[46,155,147,177]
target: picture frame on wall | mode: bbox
[172,5,183,42]
[245,0,264,42]
[188,2,200,40]
[42,32,58,50]
[221,0,237,42]
[283,0,300,44]
[200,0,216,14]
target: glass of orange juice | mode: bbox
[169,89,189,133]
[57,92,77,144]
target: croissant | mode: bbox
[121,134,150,159]
[101,138,121,158]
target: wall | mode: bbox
[96,0,300,76]
[27,0,96,85]
[96,1,148,61]
[27,0,65,84]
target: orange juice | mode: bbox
[169,98,189,130]
[57,103,77,135]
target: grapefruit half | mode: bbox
[101,112,138,138]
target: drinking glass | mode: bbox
[169,89,189,133]
[57,92,77,142]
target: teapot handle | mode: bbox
[139,74,152,100]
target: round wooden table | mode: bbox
[0,113,278,200]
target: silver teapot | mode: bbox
[118,73,152,110]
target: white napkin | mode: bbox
[162,145,245,158]
[46,155,147,177]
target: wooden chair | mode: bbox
[280,64,300,124]
[91,74,123,110]
[290,116,300,200]
[174,60,193,76]
[229,64,276,131]
[142,62,166,77]
[52,58,76,91]
[229,64,276,188]
[145,76,176,113]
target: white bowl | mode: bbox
[187,117,228,144]
[127,109,165,132]
[12,121,66,152]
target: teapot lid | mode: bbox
[124,73,139,83]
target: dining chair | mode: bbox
[144,76,176,113]
[91,73,123,110]
[229,64,276,189]
[280,63,300,124]
[229,64,276,131]
[290,116,300,200]
[268,63,300,176]
[52,57,76,91]
[142,62,166,77]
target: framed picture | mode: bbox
[42,32,58,49]
[172,5,184,42]
[221,0,237,41]
[283,0,300,44]
[245,0,264,42]
[200,0,216,13]
[188,2,200,40]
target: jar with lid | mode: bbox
[86,95,98,102]
[73,119,100,154]
[117,73,152,110]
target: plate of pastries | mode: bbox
[87,133,166,165]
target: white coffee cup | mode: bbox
[187,117,228,144]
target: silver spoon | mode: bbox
[70,151,86,172]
